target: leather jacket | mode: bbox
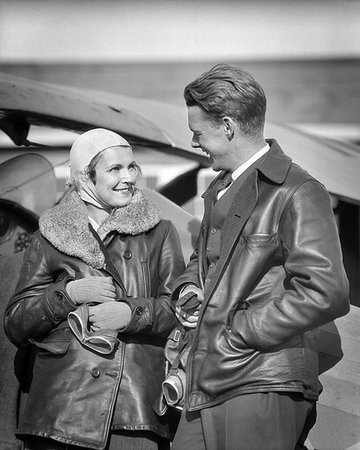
[173,140,350,412]
[4,190,185,449]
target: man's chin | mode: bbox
[211,160,223,172]
[209,156,218,169]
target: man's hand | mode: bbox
[175,285,204,329]
[66,277,116,305]
[88,302,131,331]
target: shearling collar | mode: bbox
[39,189,161,269]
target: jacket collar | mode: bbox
[39,189,161,269]
[203,138,292,199]
[257,139,292,184]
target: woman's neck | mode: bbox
[86,203,111,226]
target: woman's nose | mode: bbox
[120,169,131,182]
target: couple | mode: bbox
[5,64,349,450]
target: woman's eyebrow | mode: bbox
[106,161,137,169]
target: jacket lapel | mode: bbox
[205,171,258,300]
[220,170,258,257]
[199,174,224,279]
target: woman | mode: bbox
[4,128,185,450]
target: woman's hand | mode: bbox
[66,277,116,305]
[88,302,131,331]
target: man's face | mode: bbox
[187,106,230,172]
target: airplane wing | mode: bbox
[1,72,360,204]
[0,72,209,166]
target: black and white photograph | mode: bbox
[0,1,359,449]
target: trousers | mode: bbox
[171,392,316,450]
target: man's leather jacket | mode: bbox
[173,140,350,412]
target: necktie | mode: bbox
[214,171,233,201]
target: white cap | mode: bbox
[69,128,131,182]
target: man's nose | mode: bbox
[191,137,200,148]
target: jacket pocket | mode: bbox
[243,233,278,248]
[225,320,252,353]
[29,327,72,355]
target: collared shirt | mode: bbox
[217,143,270,199]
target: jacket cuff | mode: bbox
[43,275,77,323]
[171,283,199,302]
[119,297,152,333]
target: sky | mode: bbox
[0,0,359,63]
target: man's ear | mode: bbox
[223,117,235,140]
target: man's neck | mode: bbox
[229,137,268,172]
[231,143,270,180]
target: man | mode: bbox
[170,64,350,450]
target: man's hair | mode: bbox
[184,64,266,137]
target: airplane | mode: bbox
[0,72,359,450]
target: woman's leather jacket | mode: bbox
[4,190,185,449]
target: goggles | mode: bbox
[68,303,119,355]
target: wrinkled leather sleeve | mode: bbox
[4,234,77,348]
[170,231,203,304]
[233,180,350,350]
[122,220,185,337]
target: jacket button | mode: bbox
[209,262,215,269]
[205,278,211,284]
[210,228,217,234]
[135,306,143,316]
[91,368,100,378]
[123,250,132,259]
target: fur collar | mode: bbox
[39,190,161,269]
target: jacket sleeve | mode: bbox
[233,180,350,350]
[122,220,186,337]
[4,234,77,348]
[170,228,204,303]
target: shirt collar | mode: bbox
[88,216,100,231]
[231,143,270,181]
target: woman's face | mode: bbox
[93,146,138,208]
